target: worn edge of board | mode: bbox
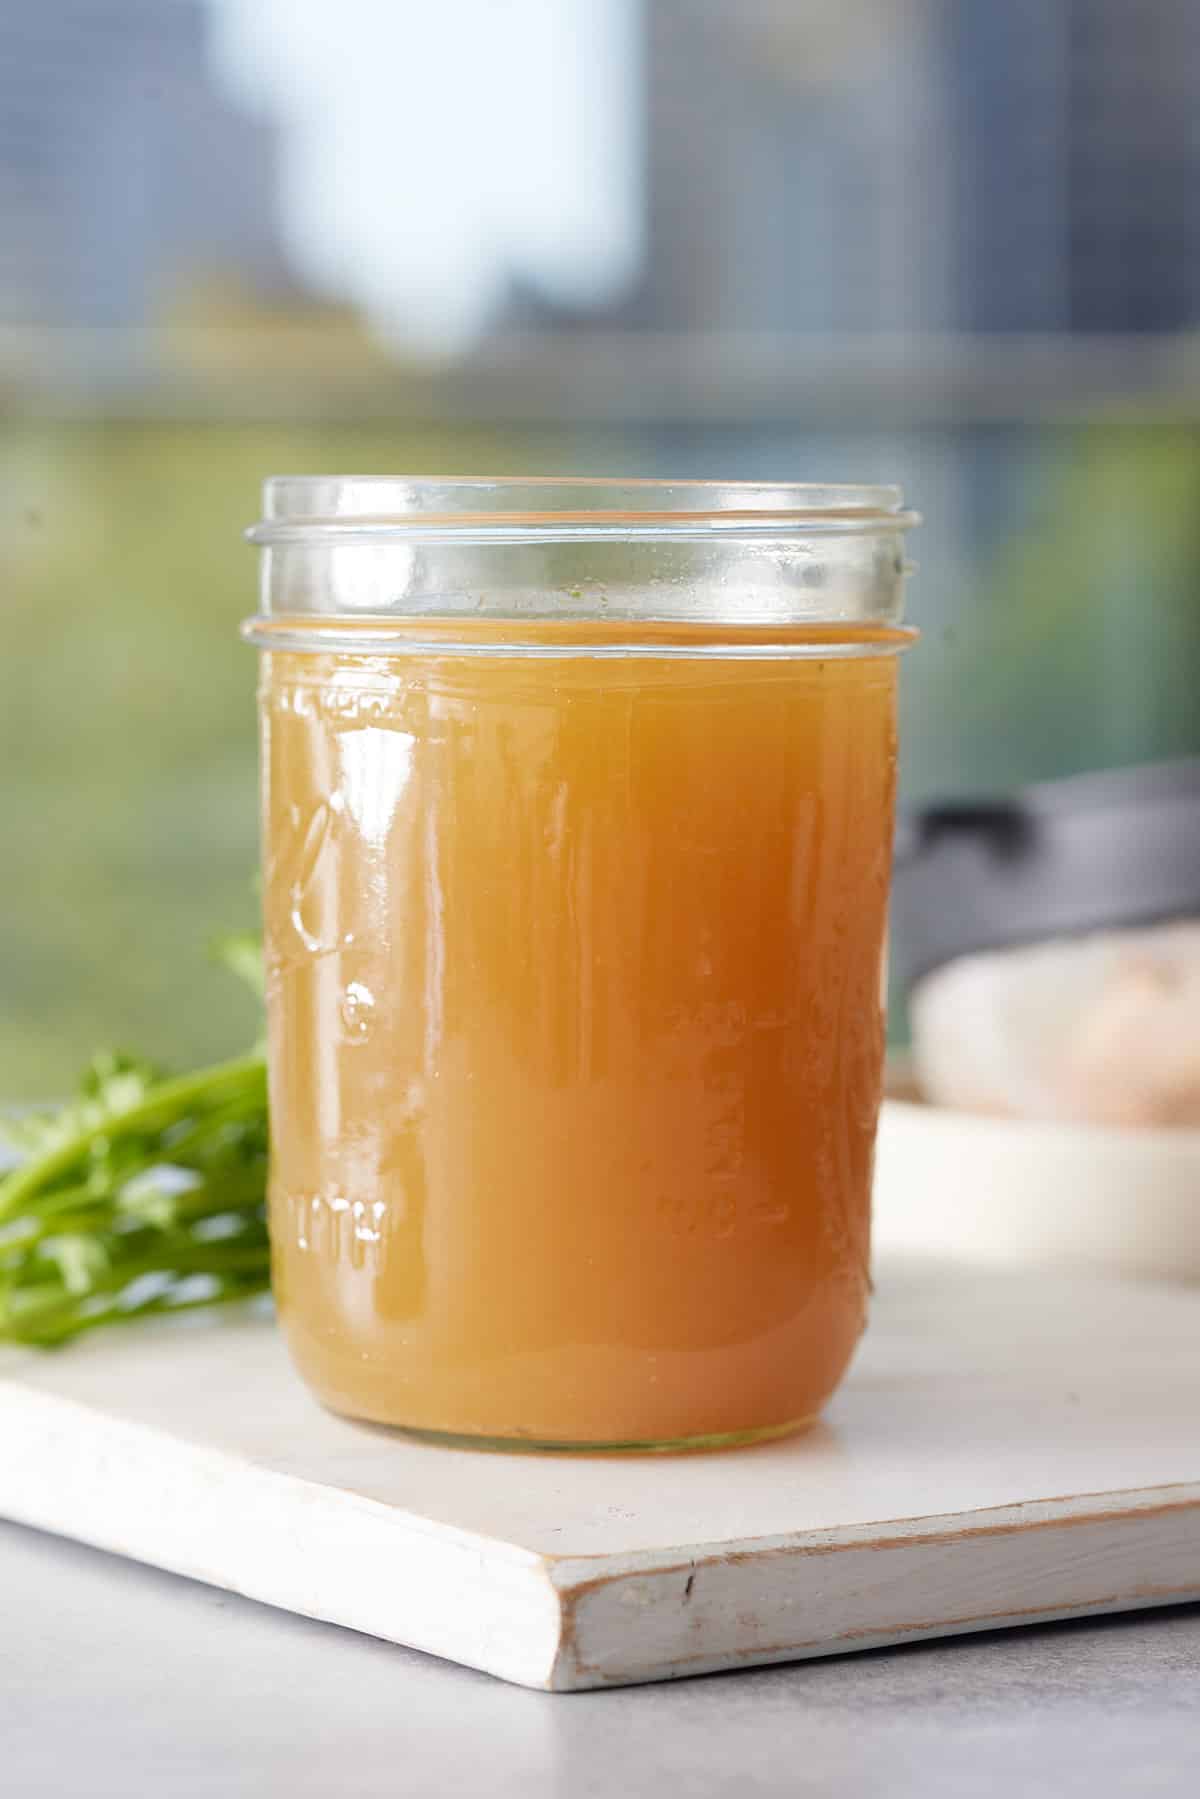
[0,1380,565,1690]
[4,1372,1200,1692]
[547,1488,1200,1689]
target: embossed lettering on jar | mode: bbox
[245,478,918,1450]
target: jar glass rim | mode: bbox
[248,475,919,545]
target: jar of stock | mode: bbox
[243,477,918,1449]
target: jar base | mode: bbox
[333,1410,821,1456]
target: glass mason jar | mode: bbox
[244,477,918,1450]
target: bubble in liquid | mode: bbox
[340,980,377,1043]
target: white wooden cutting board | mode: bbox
[2,1259,1198,1691]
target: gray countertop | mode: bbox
[3,1519,1197,1798]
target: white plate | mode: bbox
[874,1069,1200,1281]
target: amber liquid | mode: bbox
[260,620,900,1446]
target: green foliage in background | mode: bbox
[929,423,1200,792]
